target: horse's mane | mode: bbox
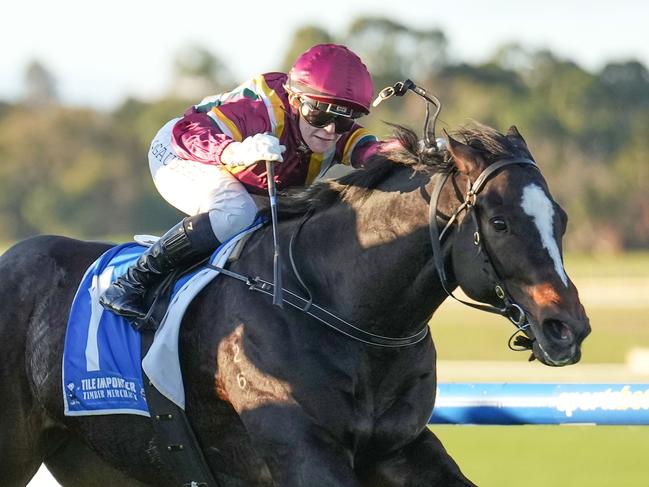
[455,122,533,164]
[261,123,531,219]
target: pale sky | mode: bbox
[2,0,647,109]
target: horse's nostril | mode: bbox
[544,319,573,342]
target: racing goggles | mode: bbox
[298,98,361,134]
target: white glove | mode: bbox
[220,133,286,167]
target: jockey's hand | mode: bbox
[221,133,286,167]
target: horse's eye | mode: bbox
[490,218,508,232]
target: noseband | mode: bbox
[428,158,540,351]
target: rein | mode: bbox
[428,158,539,351]
[207,259,430,347]
[209,159,541,350]
[206,210,430,348]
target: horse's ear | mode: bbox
[445,130,483,175]
[506,125,528,149]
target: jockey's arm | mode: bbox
[335,124,379,168]
[171,98,273,165]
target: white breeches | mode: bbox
[148,118,258,242]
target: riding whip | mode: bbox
[265,160,283,307]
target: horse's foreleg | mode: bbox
[218,326,361,487]
[239,405,362,487]
[357,429,477,487]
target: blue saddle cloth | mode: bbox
[62,221,263,417]
[63,243,151,416]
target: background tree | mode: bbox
[344,16,448,88]
[24,60,58,107]
[1,17,647,251]
[280,25,334,72]
[169,44,233,100]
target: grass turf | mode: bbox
[430,252,649,364]
[430,306,649,364]
[433,425,649,487]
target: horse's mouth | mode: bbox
[528,318,584,367]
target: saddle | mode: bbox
[132,232,253,332]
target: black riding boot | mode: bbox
[99,213,220,321]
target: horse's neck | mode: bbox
[292,178,444,337]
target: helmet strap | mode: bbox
[287,92,301,111]
[290,107,310,153]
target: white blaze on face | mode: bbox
[521,184,569,287]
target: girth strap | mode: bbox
[140,326,220,486]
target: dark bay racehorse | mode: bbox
[0,123,590,486]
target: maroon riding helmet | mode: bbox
[286,44,374,115]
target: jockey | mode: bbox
[100,44,379,321]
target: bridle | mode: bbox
[375,78,540,353]
[428,158,540,352]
